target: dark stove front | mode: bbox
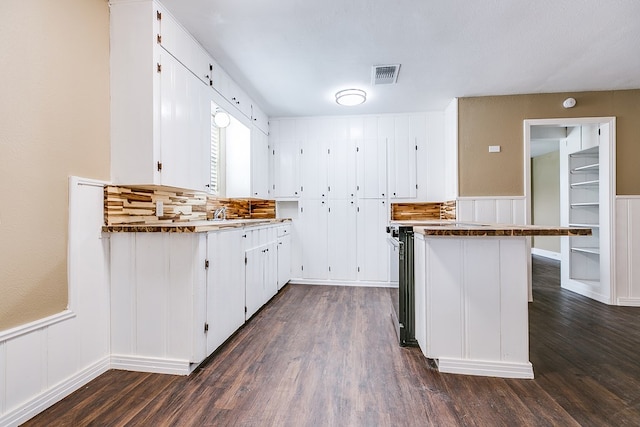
[388,226,418,347]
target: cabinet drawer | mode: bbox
[277,224,291,237]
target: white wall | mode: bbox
[615,197,640,306]
[0,177,110,426]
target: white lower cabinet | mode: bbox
[205,228,246,355]
[109,222,290,375]
[277,225,292,290]
[110,233,208,374]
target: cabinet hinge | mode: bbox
[300,148,303,155]
[328,148,331,154]
[329,266,331,272]
[244,255,247,265]
[156,10,162,20]
[245,306,247,313]
[416,184,418,189]
[209,64,213,71]
[357,185,360,191]
[301,265,304,271]
[300,207,304,213]
[204,323,209,333]
[415,145,418,150]
[157,161,162,171]
[357,266,360,272]
[156,34,161,44]
[272,149,275,155]
[328,186,331,192]
[356,147,360,152]
[301,186,304,192]
[205,259,209,269]
[357,207,360,212]
[156,63,162,73]
[598,128,601,135]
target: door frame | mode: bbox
[523,116,616,303]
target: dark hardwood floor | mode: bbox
[24,256,640,426]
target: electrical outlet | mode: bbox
[156,201,164,217]
[489,145,501,153]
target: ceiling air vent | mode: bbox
[372,64,400,85]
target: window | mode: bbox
[210,116,220,195]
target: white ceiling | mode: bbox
[160,0,640,117]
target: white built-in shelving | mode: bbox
[559,121,614,304]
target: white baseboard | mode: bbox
[110,354,194,376]
[531,248,561,260]
[617,297,640,307]
[436,357,534,379]
[287,278,395,288]
[1,356,110,427]
[562,280,611,305]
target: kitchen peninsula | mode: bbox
[411,221,591,379]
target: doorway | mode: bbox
[524,117,616,304]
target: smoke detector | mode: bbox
[371,64,400,85]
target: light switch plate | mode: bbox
[489,145,501,153]
[156,200,164,217]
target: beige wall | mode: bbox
[0,0,110,330]
[531,151,560,253]
[458,90,640,196]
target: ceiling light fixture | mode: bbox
[562,97,576,109]
[213,109,231,128]
[335,89,366,106]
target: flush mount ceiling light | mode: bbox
[335,89,367,106]
[213,109,230,128]
[563,97,577,108]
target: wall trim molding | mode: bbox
[616,195,640,199]
[288,279,394,288]
[0,356,110,427]
[0,310,76,343]
[531,248,561,261]
[617,297,640,307]
[457,196,526,200]
[110,354,195,376]
[436,357,534,379]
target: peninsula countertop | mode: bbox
[390,220,592,237]
[102,218,291,233]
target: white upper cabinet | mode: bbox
[250,129,270,198]
[356,116,387,199]
[271,120,301,198]
[110,0,211,190]
[301,119,330,199]
[156,4,212,86]
[388,115,419,199]
[328,118,357,200]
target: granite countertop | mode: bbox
[399,220,593,237]
[102,218,291,233]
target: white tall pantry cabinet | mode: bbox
[270,113,448,285]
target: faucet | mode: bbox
[214,206,227,221]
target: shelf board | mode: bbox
[569,146,599,157]
[569,223,600,228]
[571,163,599,173]
[570,180,599,188]
[570,247,600,255]
[570,202,599,208]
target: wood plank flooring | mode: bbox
[23,256,640,426]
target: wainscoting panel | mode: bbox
[457,197,526,224]
[0,177,111,426]
[615,197,640,306]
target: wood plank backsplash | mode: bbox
[391,201,457,221]
[105,185,276,225]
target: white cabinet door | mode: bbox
[300,199,329,279]
[264,241,278,301]
[271,120,301,198]
[251,128,270,198]
[357,116,387,199]
[301,120,329,199]
[277,234,292,289]
[159,51,210,191]
[388,116,418,199]
[206,229,246,354]
[357,199,389,282]
[328,200,358,281]
[245,245,264,319]
[328,136,357,200]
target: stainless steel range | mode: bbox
[387,225,418,347]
